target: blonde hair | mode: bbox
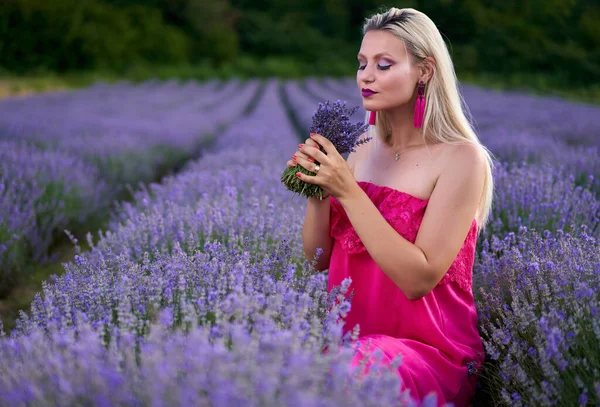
[362,7,496,233]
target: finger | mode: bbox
[299,143,328,163]
[303,139,322,153]
[309,133,336,154]
[304,138,320,148]
[295,154,319,172]
[286,159,296,168]
[293,150,313,162]
[295,170,320,185]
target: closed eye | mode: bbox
[358,64,392,71]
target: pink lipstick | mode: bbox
[362,88,377,97]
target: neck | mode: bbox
[383,101,424,150]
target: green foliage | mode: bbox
[439,0,600,83]
[1,0,599,87]
[236,9,353,62]
[0,0,192,72]
[184,1,240,63]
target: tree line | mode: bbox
[1,0,598,83]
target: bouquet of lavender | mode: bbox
[281,100,371,199]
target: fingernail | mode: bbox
[292,159,297,165]
[307,158,314,162]
[310,133,315,137]
[298,144,304,148]
[295,172,301,178]
[292,154,296,159]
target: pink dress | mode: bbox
[327,181,485,407]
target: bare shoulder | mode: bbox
[438,142,487,177]
[433,142,487,216]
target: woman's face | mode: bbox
[356,30,418,112]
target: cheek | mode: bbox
[385,75,413,104]
[382,67,416,103]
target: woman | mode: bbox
[286,7,495,407]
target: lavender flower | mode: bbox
[474,226,599,406]
[281,100,371,199]
[308,100,372,155]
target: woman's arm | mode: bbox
[336,143,486,300]
[301,141,361,272]
[301,196,333,271]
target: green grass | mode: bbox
[0,240,84,333]
[0,71,111,98]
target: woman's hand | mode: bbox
[287,136,320,168]
[294,133,359,201]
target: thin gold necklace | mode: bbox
[393,143,426,161]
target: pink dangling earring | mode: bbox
[413,80,426,128]
[368,110,376,125]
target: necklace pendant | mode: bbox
[394,153,400,161]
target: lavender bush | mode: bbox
[0,140,108,290]
[281,100,370,199]
[484,161,599,240]
[480,129,600,194]
[474,226,599,406]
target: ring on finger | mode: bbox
[314,164,320,173]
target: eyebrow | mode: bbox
[357,52,395,59]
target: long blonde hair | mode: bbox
[363,7,496,232]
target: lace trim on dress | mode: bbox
[329,181,478,293]
[330,182,429,255]
[436,219,478,292]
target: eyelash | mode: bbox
[358,64,392,71]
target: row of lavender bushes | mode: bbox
[0,77,598,405]
[0,79,261,291]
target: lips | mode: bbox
[361,88,377,97]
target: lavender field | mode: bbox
[0,78,599,406]
[0,79,261,290]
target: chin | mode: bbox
[364,104,385,114]
[362,101,377,110]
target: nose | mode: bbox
[358,65,375,86]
